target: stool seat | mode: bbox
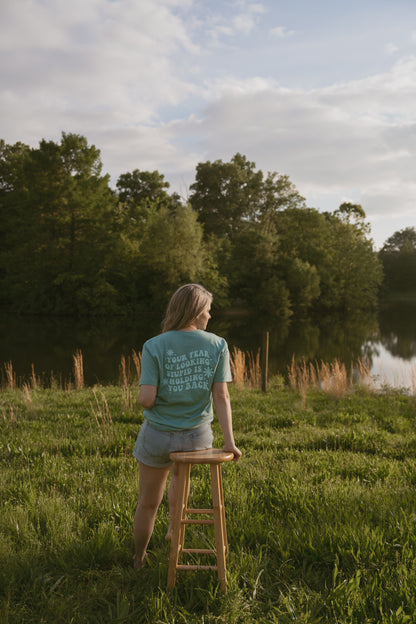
[167,448,233,593]
[169,448,234,464]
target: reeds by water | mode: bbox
[230,346,262,388]
[288,355,372,404]
[4,361,16,389]
[119,350,142,387]
[73,349,84,390]
[1,348,412,400]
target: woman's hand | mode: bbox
[223,443,242,461]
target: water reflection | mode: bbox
[212,311,381,378]
[0,313,160,386]
[379,303,416,359]
[1,305,415,388]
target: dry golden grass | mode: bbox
[119,355,128,389]
[230,346,246,385]
[30,363,38,389]
[4,361,16,389]
[119,350,142,387]
[91,389,113,442]
[355,357,372,391]
[22,383,33,406]
[73,350,84,390]
[321,360,349,398]
[288,356,311,407]
[0,350,406,402]
[230,347,262,388]
[132,349,142,382]
[287,356,373,404]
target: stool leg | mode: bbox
[167,462,190,590]
[210,464,227,593]
[217,464,228,556]
[179,463,191,549]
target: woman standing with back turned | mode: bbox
[132,283,242,569]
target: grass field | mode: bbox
[1,370,416,623]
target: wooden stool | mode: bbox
[167,448,234,593]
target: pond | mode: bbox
[1,303,415,390]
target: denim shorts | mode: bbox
[132,420,214,468]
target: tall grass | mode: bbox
[73,349,84,390]
[287,355,373,407]
[91,389,114,443]
[1,348,410,400]
[230,347,262,388]
[118,350,142,388]
[30,363,38,390]
[3,361,16,389]
[2,371,416,622]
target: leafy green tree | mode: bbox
[379,227,416,293]
[258,172,306,225]
[227,226,283,315]
[190,153,381,314]
[0,138,384,318]
[0,133,120,314]
[189,154,309,313]
[226,222,319,317]
[335,202,367,225]
[116,169,173,224]
[325,208,382,311]
[114,169,226,312]
[190,153,305,238]
[272,208,335,309]
[189,153,261,237]
[138,202,224,310]
[281,256,320,311]
[0,140,32,304]
[275,204,381,311]
[381,227,416,253]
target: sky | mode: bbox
[1,0,416,249]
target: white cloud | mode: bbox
[0,0,198,137]
[208,14,257,39]
[270,26,295,38]
[385,42,399,56]
[232,13,257,35]
[162,55,416,246]
[232,0,265,14]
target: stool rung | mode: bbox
[186,508,213,515]
[182,548,215,555]
[176,564,218,571]
[182,518,214,525]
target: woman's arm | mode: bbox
[138,384,157,409]
[212,382,242,461]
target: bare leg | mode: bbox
[133,461,170,568]
[165,462,179,542]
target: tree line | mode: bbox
[0,132,412,319]
[378,227,416,298]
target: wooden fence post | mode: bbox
[261,331,269,392]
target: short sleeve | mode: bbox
[139,341,160,386]
[213,343,232,383]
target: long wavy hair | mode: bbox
[161,284,213,332]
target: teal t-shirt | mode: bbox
[139,330,232,431]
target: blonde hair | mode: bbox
[162,284,213,332]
